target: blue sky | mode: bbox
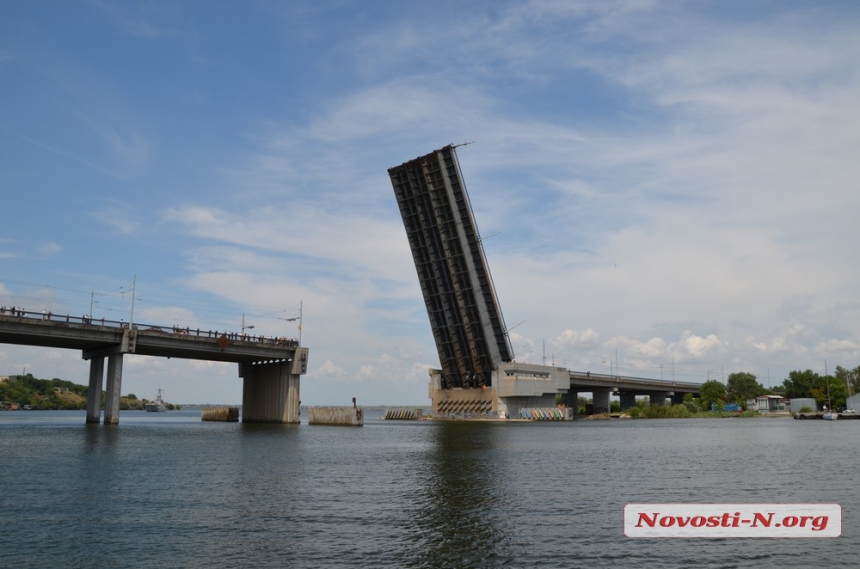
[2,1,859,404]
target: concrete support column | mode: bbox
[592,388,611,414]
[648,391,669,406]
[561,390,578,413]
[619,391,637,410]
[241,360,300,423]
[103,353,124,425]
[86,357,105,424]
[670,392,685,405]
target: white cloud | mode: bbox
[312,359,348,381]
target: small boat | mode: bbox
[821,406,838,421]
[145,389,166,412]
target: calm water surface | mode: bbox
[1,410,857,568]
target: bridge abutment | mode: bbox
[240,360,301,423]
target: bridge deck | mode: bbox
[0,311,298,364]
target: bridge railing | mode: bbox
[0,308,299,347]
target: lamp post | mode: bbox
[281,301,303,345]
[241,313,255,335]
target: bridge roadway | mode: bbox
[0,310,308,424]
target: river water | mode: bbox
[0,410,857,568]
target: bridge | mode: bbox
[0,309,308,424]
[389,145,702,417]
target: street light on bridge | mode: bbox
[279,301,303,345]
[241,313,255,334]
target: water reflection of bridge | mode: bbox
[0,310,308,424]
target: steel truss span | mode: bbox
[389,145,513,389]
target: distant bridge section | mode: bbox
[567,370,701,413]
[567,370,702,394]
[0,310,308,424]
[389,145,513,390]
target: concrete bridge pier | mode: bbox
[240,360,301,423]
[561,390,578,412]
[86,357,105,424]
[103,354,124,425]
[670,392,685,405]
[619,392,637,410]
[648,391,669,406]
[592,388,611,414]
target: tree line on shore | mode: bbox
[565,364,860,417]
[0,374,178,410]
[695,365,859,411]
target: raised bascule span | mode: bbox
[389,145,702,417]
[388,144,513,390]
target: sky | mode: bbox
[1,0,859,405]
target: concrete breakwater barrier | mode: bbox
[518,408,574,421]
[201,407,240,422]
[308,406,363,426]
[383,408,423,420]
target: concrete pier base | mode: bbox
[308,406,363,426]
[86,357,104,424]
[432,386,497,417]
[103,353,124,425]
[428,365,575,419]
[240,360,300,423]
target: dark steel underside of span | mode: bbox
[389,145,513,389]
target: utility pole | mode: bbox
[282,301,303,345]
[129,275,136,328]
